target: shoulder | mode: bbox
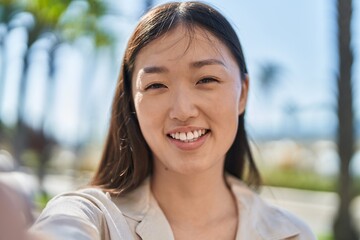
[38,188,110,220]
[31,188,111,240]
[275,207,317,239]
[33,187,137,240]
[34,188,111,225]
[227,176,316,239]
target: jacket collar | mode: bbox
[115,176,300,240]
[113,178,174,240]
[227,176,300,239]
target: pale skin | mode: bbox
[0,184,27,240]
[132,25,249,240]
[0,184,48,240]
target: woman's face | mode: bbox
[132,25,248,176]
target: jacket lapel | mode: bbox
[114,178,174,240]
[227,176,300,240]
[135,194,174,240]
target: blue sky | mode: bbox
[1,0,359,145]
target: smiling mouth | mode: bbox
[167,129,210,142]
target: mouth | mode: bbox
[167,129,210,143]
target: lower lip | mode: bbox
[168,132,209,151]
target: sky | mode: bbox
[0,0,359,145]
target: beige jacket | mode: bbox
[32,176,316,240]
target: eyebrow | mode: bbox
[141,58,226,74]
[191,59,226,68]
[143,66,169,74]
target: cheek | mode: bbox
[212,86,241,116]
[134,93,164,134]
[133,93,149,130]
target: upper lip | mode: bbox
[166,126,208,135]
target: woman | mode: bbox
[31,1,316,239]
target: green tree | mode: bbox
[0,0,115,192]
[9,0,73,167]
[10,0,114,158]
[24,0,115,191]
[0,0,22,136]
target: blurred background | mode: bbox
[0,0,359,239]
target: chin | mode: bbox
[167,161,218,176]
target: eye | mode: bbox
[196,77,219,85]
[145,83,167,90]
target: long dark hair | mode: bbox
[91,1,261,194]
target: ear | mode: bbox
[238,74,249,115]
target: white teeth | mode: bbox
[187,132,194,140]
[179,132,187,141]
[193,130,199,138]
[169,129,207,142]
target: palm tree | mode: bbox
[333,0,358,239]
[1,0,116,193]
[10,0,73,166]
[11,0,114,160]
[25,0,115,190]
[0,0,22,129]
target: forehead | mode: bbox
[134,25,235,66]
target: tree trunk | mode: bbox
[12,50,30,167]
[12,27,40,165]
[35,44,58,194]
[0,39,7,122]
[333,0,358,239]
[0,38,7,140]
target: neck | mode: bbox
[151,166,236,226]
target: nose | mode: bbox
[169,88,199,122]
